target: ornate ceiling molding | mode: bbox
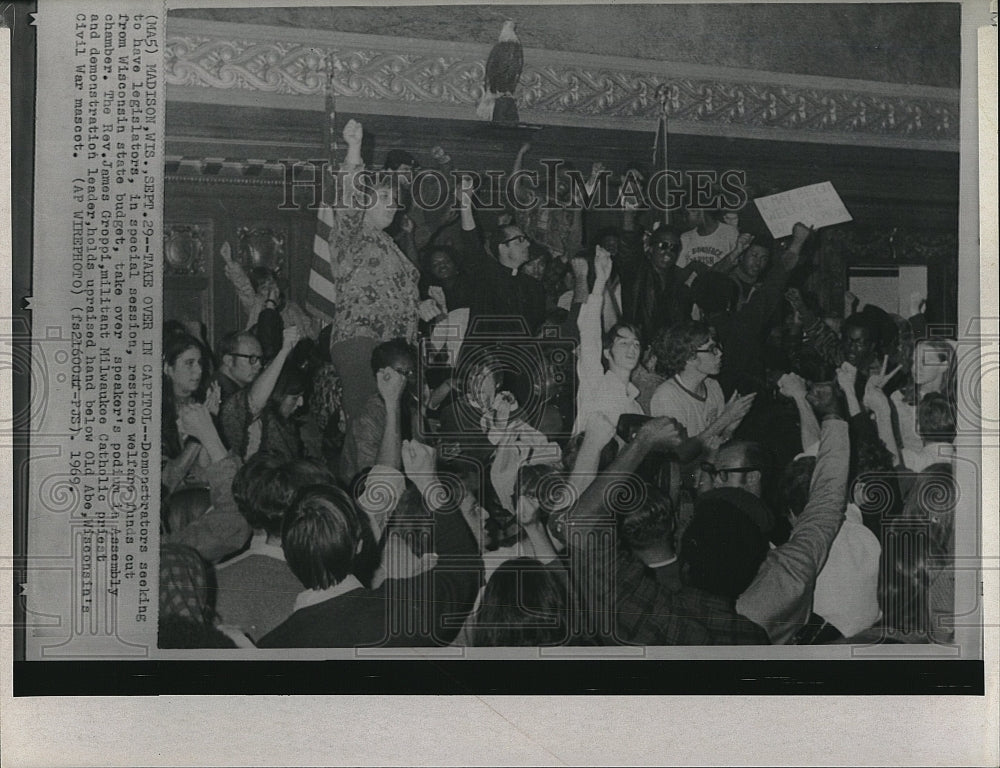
[165,18,959,152]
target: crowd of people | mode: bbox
[158,119,960,649]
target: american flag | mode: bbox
[305,54,340,327]
[306,203,337,326]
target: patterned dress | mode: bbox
[326,163,420,345]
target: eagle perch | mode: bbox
[477,20,523,123]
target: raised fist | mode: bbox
[342,119,363,147]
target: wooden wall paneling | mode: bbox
[165,177,318,348]
[163,219,214,342]
[165,102,961,330]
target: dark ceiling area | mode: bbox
[169,3,961,88]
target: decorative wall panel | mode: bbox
[165,19,959,151]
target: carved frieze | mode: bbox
[165,21,959,148]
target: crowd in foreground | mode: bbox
[158,120,960,649]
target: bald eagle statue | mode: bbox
[477,20,523,124]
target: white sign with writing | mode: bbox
[753,181,853,238]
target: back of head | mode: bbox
[899,462,957,553]
[680,502,768,600]
[692,272,739,317]
[697,486,775,537]
[617,482,674,552]
[880,462,957,634]
[255,459,337,539]
[371,337,416,376]
[158,616,239,649]
[270,357,308,407]
[232,451,285,523]
[779,456,816,519]
[383,148,417,172]
[282,483,364,590]
[471,558,569,646]
[254,310,284,362]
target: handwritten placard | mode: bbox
[753,181,853,238]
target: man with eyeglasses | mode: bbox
[698,440,771,499]
[649,321,755,450]
[456,175,546,336]
[216,326,302,458]
[695,440,781,548]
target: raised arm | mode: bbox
[171,403,252,561]
[374,367,407,471]
[778,372,821,452]
[510,142,532,200]
[400,439,483,642]
[568,413,618,496]
[710,232,754,274]
[393,215,422,272]
[736,415,850,644]
[324,119,370,275]
[161,440,202,496]
[566,417,684,623]
[219,242,258,320]
[245,325,301,416]
[454,174,493,274]
[863,356,903,467]
[738,223,814,333]
[576,246,612,384]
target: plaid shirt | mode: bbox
[670,585,771,645]
[566,523,770,646]
[609,551,713,645]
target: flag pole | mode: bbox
[304,52,340,328]
[323,52,338,194]
[655,84,670,226]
